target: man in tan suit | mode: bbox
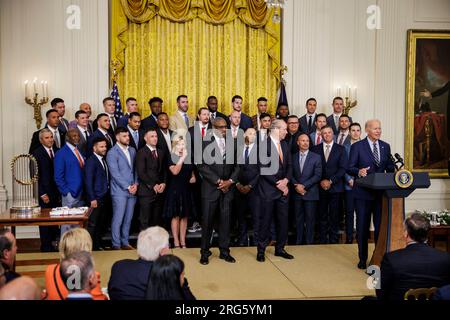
[169,95,193,136]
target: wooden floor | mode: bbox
[16,243,376,300]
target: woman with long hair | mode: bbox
[146,254,195,300]
[163,136,196,248]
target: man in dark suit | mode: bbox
[29,109,66,153]
[235,128,260,246]
[377,213,450,300]
[251,97,269,129]
[93,97,119,134]
[126,112,145,150]
[187,108,211,233]
[311,126,348,244]
[73,110,91,156]
[197,117,239,265]
[156,112,174,155]
[291,133,322,245]
[230,95,252,131]
[31,128,61,252]
[51,98,70,133]
[108,226,170,300]
[141,97,163,131]
[136,128,168,230]
[84,137,111,250]
[299,98,318,134]
[327,97,353,135]
[207,96,228,126]
[335,114,352,147]
[257,119,294,262]
[229,110,245,140]
[87,113,116,156]
[309,113,327,147]
[117,97,139,128]
[69,103,94,133]
[348,119,396,269]
[256,113,272,143]
[60,252,97,301]
[285,115,302,154]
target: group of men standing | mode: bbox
[28,93,395,269]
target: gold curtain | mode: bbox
[111,0,281,117]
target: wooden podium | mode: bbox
[355,172,430,266]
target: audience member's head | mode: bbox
[404,213,431,244]
[60,251,97,295]
[0,276,41,300]
[58,228,93,261]
[349,122,362,141]
[257,97,268,114]
[92,137,108,157]
[270,119,288,141]
[146,254,186,300]
[207,96,218,113]
[103,97,115,115]
[177,95,189,113]
[46,109,61,129]
[0,228,17,270]
[126,97,138,113]
[157,112,169,130]
[171,136,186,156]
[79,103,92,117]
[51,98,65,117]
[148,97,163,116]
[137,227,170,262]
[38,128,54,149]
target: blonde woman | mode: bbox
[44,228,107,300]
[163,136,196,248]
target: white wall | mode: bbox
[283,0,450,212]
[0,0,109,237]
[0,0,109,207]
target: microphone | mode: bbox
[389,154,399,171]
[394,153,404,169]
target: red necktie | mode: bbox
[152,149,158,159]
[316,133,321,145]
[201,127,205,138]
[49,149,54,159]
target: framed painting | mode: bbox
[405,30,450,178]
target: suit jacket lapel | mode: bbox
[117,145,132,169]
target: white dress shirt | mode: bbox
[160,129,172,152]
[48,126,61,148]
[119,144,131,167]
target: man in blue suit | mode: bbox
[126,112,145,150]
[348,119,396,269]
[311,126,348,244]
[106,127,138,250]
[84,137,111,250]
[291,133,322,245]
[31,128,61,252]
[117,97,138,128]
[230,95,252,131]
[54,128,85,236]
[327,97,353,135]
[257,120,294,262]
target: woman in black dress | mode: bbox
[164,136,196,248]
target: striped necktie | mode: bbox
[373,142,380,167]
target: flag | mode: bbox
[277,81,289,108]
[111,80,123,119]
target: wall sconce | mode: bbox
[336,84,358,115]
[24,77,49,129]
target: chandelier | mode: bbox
[265,0,286,23]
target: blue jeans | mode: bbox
[111,195,136,248]
[61,192,85,237]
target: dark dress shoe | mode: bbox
[121,245,135,250]
[357,261,367,269]
[112,246,121,250]
[200,254,209,265]
[256,253,265,262]
[275,250,294,259]
[219,253,236,263]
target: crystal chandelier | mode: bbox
[265,0,286,23]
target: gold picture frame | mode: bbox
[405,30,450,178]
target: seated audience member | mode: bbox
[108,226,170,300]
[146,254,196,300]
[0,264,5,289]
[60,251,97,301]
[45,228,107,300]
[376,213,450,300]
[434,285,450,300]
[0,276,41,300]
[0,228,19,283]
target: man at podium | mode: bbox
[348,120,396,270]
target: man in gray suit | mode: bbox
[107,127,138,250]
[291,133,322,244]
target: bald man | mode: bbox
[347,119,396,270]
[0,276,41,300]
[69,103,94,133]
